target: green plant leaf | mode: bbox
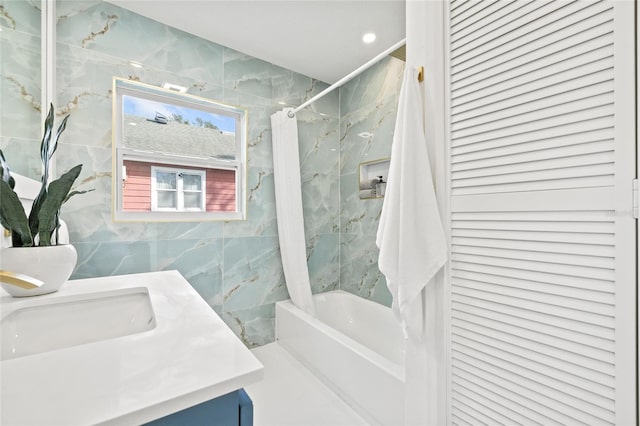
[0,149,15,189]
[50,114,70,159]
[29,104,71,239]
[40,104,55,184]
[64,188,94,204]
[0,179,33,247]
[28,186,47,240]
[29,105,56,238]
[37,164,82,246]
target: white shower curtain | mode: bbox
[270,108,316,316]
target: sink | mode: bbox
[0,271,264,426]
[1,288,156,360]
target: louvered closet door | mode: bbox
[447,1,636,425]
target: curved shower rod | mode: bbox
[289,37,408,118]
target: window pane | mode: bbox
[156,172,176,189]
[182,174,202,191]
[122,95,237,159]
[184,192,202,209]
[157,191,176,208]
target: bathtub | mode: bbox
[276,290,405,425]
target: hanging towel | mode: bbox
[376,66,447,339]
[271,109,316,316]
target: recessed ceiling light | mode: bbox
[358,131,374,138]
[277,101,287,105]
[129,61,143,69]
[128,122,137,126]
[362,33,376,44]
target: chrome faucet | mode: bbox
[0,270,43,289]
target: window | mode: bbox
[151,166,205,212]
[113,78,247,222]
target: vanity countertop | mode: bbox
[0,270,264,425]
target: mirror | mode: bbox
[112,78,247,222]
[0,0,43,180]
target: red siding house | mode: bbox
[121,115,238,213]
[123,160,236,212]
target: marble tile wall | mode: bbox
[0,0,42,180]
[1,0,402,347]
[338,56,405,307]
[1,0,339,348]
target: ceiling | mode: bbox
[108,1,406,84]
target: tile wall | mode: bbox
[339,56,405,306]
[0,0,42,179]
[0,0,403,346]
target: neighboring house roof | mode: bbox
[123,114,237,160]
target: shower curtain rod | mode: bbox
[289,37,407,117]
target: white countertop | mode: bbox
[0,271,264,425]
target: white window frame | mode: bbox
[112,77,247,222]
[151,166,206,212]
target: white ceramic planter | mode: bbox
[0,245,77,297]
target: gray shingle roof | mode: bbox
[123,115,237,160]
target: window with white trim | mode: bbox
[113,78,247,222]
[151,166,206,212]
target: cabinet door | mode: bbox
[447,1,636,424]
[145,389,253,426]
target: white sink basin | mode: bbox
[1,288,155,360]
[1,271,264,426]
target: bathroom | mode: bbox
[1,1,638,425]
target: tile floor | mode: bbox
[245,342,368,426]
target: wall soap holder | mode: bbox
[359,158,390,199]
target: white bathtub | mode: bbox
[276,290,406,425]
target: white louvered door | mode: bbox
[447,1,637,425]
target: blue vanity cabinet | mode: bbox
[144,389,253,426]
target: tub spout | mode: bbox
[0,270,43,289]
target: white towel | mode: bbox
[376,66,447,340]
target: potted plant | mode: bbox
[0,104,90,296]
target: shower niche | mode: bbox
[358,158,390,199]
